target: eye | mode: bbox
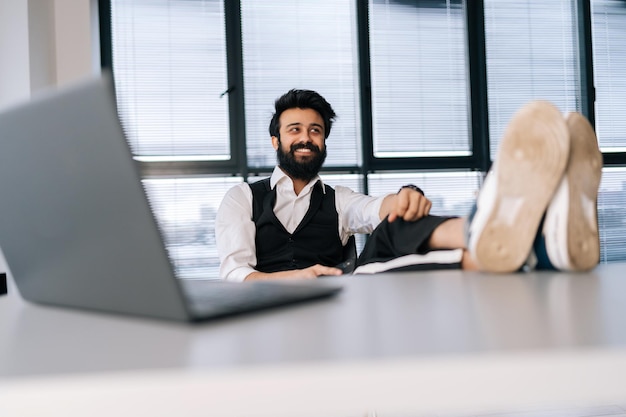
[310,127,322,135]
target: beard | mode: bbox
[276,140,327,182]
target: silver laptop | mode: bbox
[0,73,341,322]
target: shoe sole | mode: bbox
[471,101,570,272]
[543,113,602,271]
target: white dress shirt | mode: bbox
[215,166,385,281]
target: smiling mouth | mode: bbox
[291,145,320,158]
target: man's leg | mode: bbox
[356,102,601,274]
[355,215,478,272]
[429,107,602,273]
[533,111,602,271]
[467,101,571,272]
[426,217,465,249]
[356,215,464,272]
[425,217,478,270]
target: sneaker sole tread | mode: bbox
[472,101,570,272]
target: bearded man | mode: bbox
[216,89,473,281]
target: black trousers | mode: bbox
[356,215,462,272]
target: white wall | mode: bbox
[0,0,98,111]
[0,0,31,109]
[53,0,99,86]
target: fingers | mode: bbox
[290,264,343,279]
[388,189,431,222]
[310,264,343,277]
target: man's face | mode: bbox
[272,108,327,181]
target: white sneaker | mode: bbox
[468,101,570,272]
[536,112,602,271]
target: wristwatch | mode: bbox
[398,184,424,196]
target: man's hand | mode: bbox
[381,187,432,223]
[295,264,343,279]
[245,264,343,281]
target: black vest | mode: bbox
[250,178,344,273]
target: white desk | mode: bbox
[2,264,626,416]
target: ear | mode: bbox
[271,136,279,150]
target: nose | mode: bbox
[297,131,313,144]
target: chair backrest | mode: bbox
[341,235,357,274]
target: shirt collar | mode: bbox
[270,166,326,194]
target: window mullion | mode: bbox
[356,0,372,195]
[467,0,491,173]
[577,0,596,127]
[224,0,247,179]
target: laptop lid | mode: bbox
[0,73,341,321]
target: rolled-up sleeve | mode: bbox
[215,183,257,282]
[334,185,385,242]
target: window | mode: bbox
[110,0,231,277]
[104,0,626,273]
[591,0,626,151]
[110,0,230,161]
[365,0,479,209]
[241,0,361,168]
[369,0,470,158]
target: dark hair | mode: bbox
[269,89,337,140]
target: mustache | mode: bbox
[290,142,321,153]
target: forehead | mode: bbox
[279,108,324,128]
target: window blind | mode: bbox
[240,0,360,168]
[597,168,626,263]
[105,0,625,269]
[484,0,581,159]
[143,177,243,279]
[110,0,230,160]
[368,171,481,217]
[369,0,470,157]
[591,0,626,151]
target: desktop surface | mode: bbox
[2,264,626,376]
[2,264,626,416]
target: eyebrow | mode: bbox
[285,122,324,130]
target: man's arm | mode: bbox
[215,184,258,281]
[334,185,431,236]
[379,186,432,222]
[245,265,342,281]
